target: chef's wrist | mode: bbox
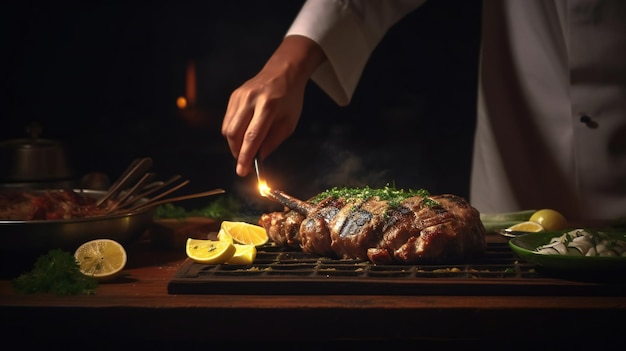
[267,35,327,86]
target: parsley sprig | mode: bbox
[12,248,98,296]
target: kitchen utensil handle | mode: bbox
[96,157,153,207]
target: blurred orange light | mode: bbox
[176,96,188,109]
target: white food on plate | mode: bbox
[535,229,626,257]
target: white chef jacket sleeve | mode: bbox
[286,0,426,106]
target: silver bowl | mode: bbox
[0,189,154,253]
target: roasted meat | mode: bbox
[259,187,486,264]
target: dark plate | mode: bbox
[168,241,626,295]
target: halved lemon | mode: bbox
[74,239,127,282]
[225,244,257,265]
[185,237,236,264]
[529,209,568,231]
[220,221,268,247]
[506,221,545,232]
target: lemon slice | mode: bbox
[225,244,257,264]
[74,239,127,282]
[220,221,268,246]
[216,228,234,244]
[186,238,236,264]
[506,221,545,232]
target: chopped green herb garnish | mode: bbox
[311,184,439,208]
[12,248,98,296]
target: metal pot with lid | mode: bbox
[0,122,76,188]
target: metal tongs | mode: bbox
[96,157,225,214]
[96,157,154,207]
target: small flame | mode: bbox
[258,179,271,197]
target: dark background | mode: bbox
[1,0,482,211]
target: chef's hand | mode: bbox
[222,35,327,177]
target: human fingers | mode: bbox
[222,86,255,160]
[235,108,272,177]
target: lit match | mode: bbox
[253,157,314,215]
[258,179,271,197]
[254,157,271,197]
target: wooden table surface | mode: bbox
[2,232,625,347]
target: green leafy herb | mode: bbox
[12,248,98,296]
[311,184,439,208]
[155,195,242,220]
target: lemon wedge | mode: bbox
[225,244,257,264]
[220,221,268,247]
[217,226,257,264]
[506,221,545,232]
[185,238,236,264]
[74,239,127,282]
[216,228,234,244]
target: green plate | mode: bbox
[508,231,626,273]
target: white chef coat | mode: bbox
[287,0,626,220]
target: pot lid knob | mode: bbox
[26,121,43,140]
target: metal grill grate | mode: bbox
[167,241,625,295]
